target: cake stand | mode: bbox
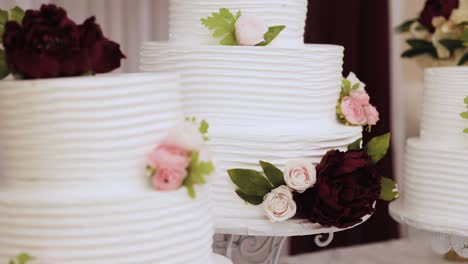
[390,200,468,259]
[213,215,372,264]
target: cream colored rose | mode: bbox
[162,123,204,151]
[283,159,316,193]
[235,15,268,46]
[450,0,468,24]
[262,186,297,222]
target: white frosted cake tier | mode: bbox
[0,73,182,192]
[141,43,344,122]
[169,0,308,47]
[0,189,214,264]
[207,121,362,221]
[420,67,468,148]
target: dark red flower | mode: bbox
[2,4,125,79]
[295,150,381,228]
[419,0,459,32]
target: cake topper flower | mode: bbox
[461,96,468,133]
[201,8,285,46]
[9,253,55,264]
[396,0,468,67]
[337,72,380,130]
[0,4,125,79]
[228,133,398,227]
[146,118,215,198]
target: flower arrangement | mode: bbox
[337,72,380,130]
[396,0,468,67]
[201,8,285,46]
[461,96,468,133]
[0,4,125,79]
[9,253,54,264]
[146,118,215,198]
[229,133,399,228]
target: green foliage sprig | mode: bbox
[0,6,25,79]
[461,96,468,133]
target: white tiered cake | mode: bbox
[0,74,216,263]
[391,67,468,235]
[141,0,366,234]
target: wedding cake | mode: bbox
[142,0,397,232]
[391,67,468,232]
[0,4,223,263]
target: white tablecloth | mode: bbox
[281,239,455,264]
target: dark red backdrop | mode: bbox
[291,0,399,254]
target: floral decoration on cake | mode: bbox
[396,0,468,67]
[229,133,399,228]
[146,118,215,198]
[0,4,125,79]
[461,96,468,133]
[9,253,55,264]
[201,8,285,46]
[336,72,380,130]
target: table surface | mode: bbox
[280,239,458,264]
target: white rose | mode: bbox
[235,15,268,46]
[283,159,317,193]
[346,72,366,90]
[450,0,468,24]
[162,123,204,151]
[409,21,429,40]
[262,186,297,222]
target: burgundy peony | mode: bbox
[295,149,381,228]
[419,0,459,32]
[2,4,125,79]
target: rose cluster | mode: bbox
[3,4,125,79]
[338,72,380,127]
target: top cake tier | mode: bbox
[420,67,468,148]
[169,0,308,47]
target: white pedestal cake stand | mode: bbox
[213,215,372,264]
[390,200,468,258]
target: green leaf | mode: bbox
[199,119,209,135]
[406,39,433,48]
[340,79,352,98]
[459,53,468,66]
[0,50,10,79]
[9,6,24,24]
[464,128,468,134]
[352,83,360,90]
[235,189,263,205]
[183,151,215,198]
[256,25,286,46]
[15,253,33,264]
[461,29,468,46]
[395,18,418,33]
[401,46,438,58]
[186,184,196,199]
[201,8,239,46]
[366,133,391,163]
[461,111,468,119]
[465,96,468,105]
[0,9,8,24]
[380,177,399,201]
[228,169,273,197]
[439,39,464,54]
[348,138,363,151]
[259,160,285,188]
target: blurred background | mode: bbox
[0,0,434,259]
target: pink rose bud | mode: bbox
[364,104,380,125]
[350,89,370,106]
[235,15,268,46]
[153,165,187,191]
[341,96,367,125]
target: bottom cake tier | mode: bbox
[0,188,214,264]
[400,138,468,229]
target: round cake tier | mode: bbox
[207,121,362,221]
[0,189,214,264]
[420,67,468,148]
[0,73,182,192]
[141,43,344,123]
[169,0,308,47]
[398,138,468,232]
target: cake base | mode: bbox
[215,214,372,236]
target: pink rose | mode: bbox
[350,89,370,106]
[364,104,380,125]
[147,144,189,191]
[235,15,268,46]
[340,96,367,125]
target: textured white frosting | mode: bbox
[141,43,344,122]
[420,67,468,148]
[0,189,214,264]
[169,0,308,47]
[208,121,362,220]
[0,74,215,263]
[401,138,468,229]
